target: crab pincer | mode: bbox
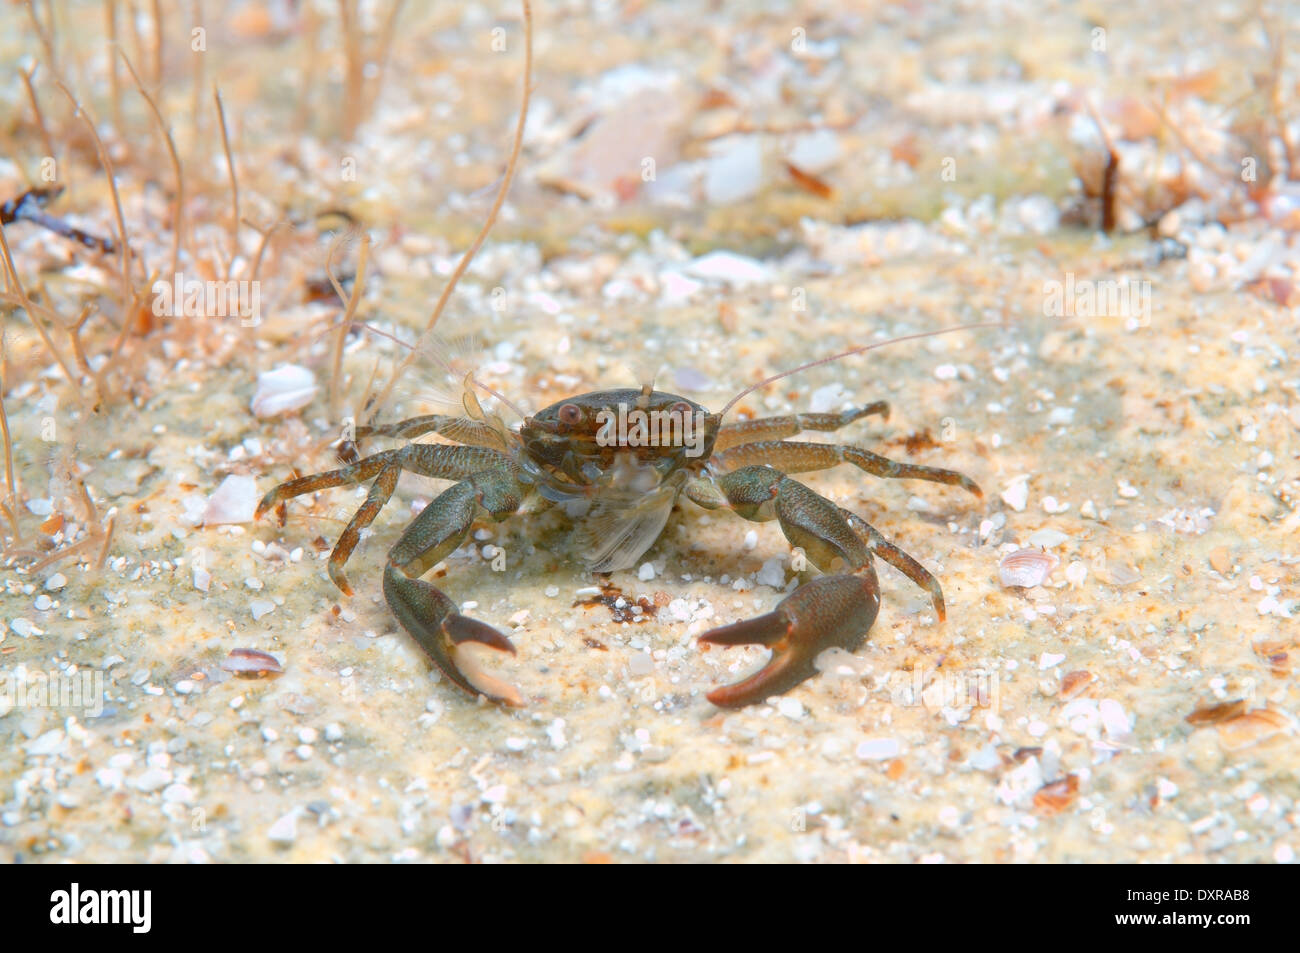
[383,564,524,707]
[699,562,881,707]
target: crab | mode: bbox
[255,377,982,708]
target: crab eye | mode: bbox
[670,401,692,416]
[558,403,583,425]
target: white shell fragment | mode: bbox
[202,475,259,525]
[1000,476,1030,511]
[1027,528,1070,548]
[684,251,769,286]
[704,136,763,204]
[998,548,1060,588]
[785,129,841,174]
[251,364,318,418]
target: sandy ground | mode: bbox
[1,1,1297,862]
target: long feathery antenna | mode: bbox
[718,321,1005,420]
[344,319,530,420]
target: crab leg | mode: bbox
[713,439,982,498]
[712,402,888,452]
[383,467,528,707]
[255,444,510,593]
[685,465,882,707]
[838,507,946,620]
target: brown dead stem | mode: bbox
[120,50,186,280]
[0,225,86,400]
[328,230,371,420]
[19,66,57,175]
[0,386,20,543]
[24,0,66,94]
[1083,97,1121,232]
[53,81,138,296]
[363,1,407,121]
[364,0,533,423]
[68,303,112,399]
[213,86,241,279]
[338,1,405,140]
[1266,17,1298,181]
[105,0,125,133]
[188,0,205,147]
[149,0,164,90]
[339,0,365,141]
[245,218,291,287]
[294,4,324,136]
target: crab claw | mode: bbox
[383,564,523,707]
[699,569,880,708]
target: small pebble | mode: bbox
[856,738,901,761]
[203,475,259,525]
[132,768,172,792]
[162,783,194,804]
[1001,477,1029,511]
[267,809,300,845]
[251,364,318,418]
[778,698,805,719]
[756,557,786,588]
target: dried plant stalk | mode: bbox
[19,66,57,174]
[120,50,186,279]
[328,232,371,419]
[213,86,241,278]
[365,0,534,422]
[0,387,19,542]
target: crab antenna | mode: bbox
[717,321,1005,420]
[468,374,529,419]
[349,320,530,420]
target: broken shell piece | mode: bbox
[1215,708,1290,750]
[203,474,259,525]
[1000,476,1029,511]
[221,647,284,678]
[251,364,318,418]
[1185,698,1247,726]
[1059,670,1094,699]
[998,548,1059,588]
[1032,774,1079,815]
